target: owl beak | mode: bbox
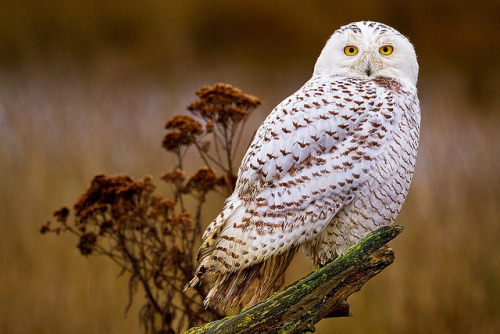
[357,53,375,77]
[364,63,372,77]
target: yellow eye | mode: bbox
[344,45,358,56]
[379,45,393,55]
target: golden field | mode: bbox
[0,1,499,333]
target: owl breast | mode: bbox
[305,79,420,264]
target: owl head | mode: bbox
[314,21,418,87]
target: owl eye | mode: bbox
[379,45,393,55]
[344,45,358,56]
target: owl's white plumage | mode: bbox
[187,21,421,309]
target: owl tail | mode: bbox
[183,224,225,292]
[201,245,299,310]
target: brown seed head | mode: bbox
[192,83,260,109]
[187,83,261,126]
[161,169,186,184]
[163,115,204,152]
[77,232,98,256]
[166,212,193,231]
[40,222,50,234]
[205,121,214,133]
[148,196,176,219]
[184,167,218,193]
[165,115,203,135]
[53,207,69,223]
[74,174,156,225]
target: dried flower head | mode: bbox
[191,83,261,109]
[77,232,98,256]
[184,167,218,194]
[148,196,176,220]
[53,207,70,223]
[162,115,203,152]
[40,222,50,234]
[161,169,186,184]
[188,83,261,126]
[166,212,193,232]
[74,174,155,225]
[165,115,203,135]
[205,121,214,133]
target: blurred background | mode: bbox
[1,0,499,333]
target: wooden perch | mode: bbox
[183,225,403,334]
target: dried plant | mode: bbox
[41,83,261,333]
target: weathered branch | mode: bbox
[183,225,403,334]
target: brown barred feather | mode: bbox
[203,246,299,310]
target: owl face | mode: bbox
[314,21,419,87]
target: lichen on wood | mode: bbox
[183,225,403,334]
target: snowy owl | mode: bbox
[186,21,420,309]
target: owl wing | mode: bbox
[190,76,400,307]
